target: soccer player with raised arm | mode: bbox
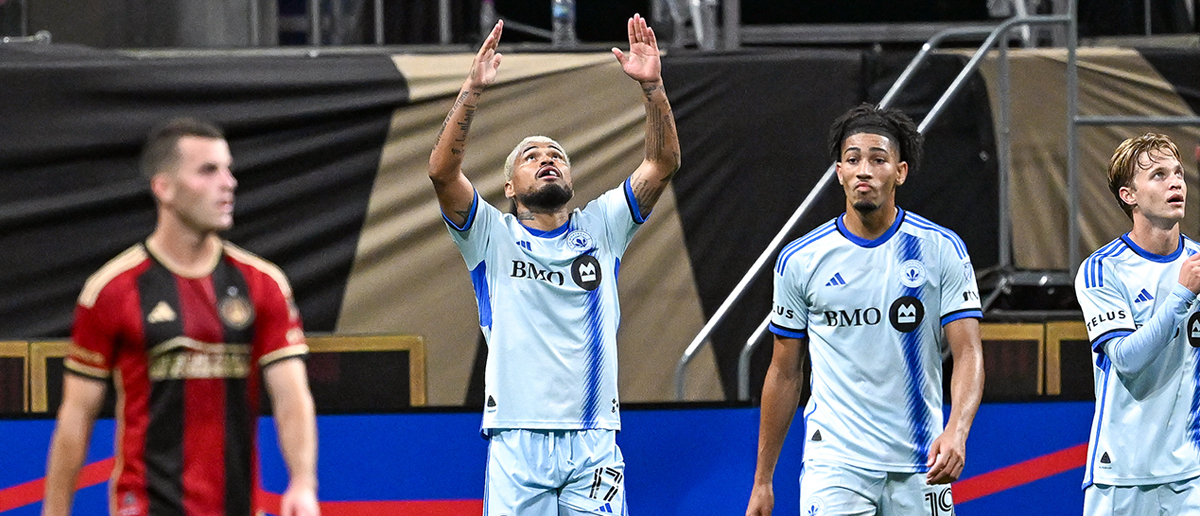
[427,16,679,516]
[1075,134,1200,514]
[747,104,985,516]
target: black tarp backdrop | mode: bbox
[663,49,998,400]
[0,44,408,338]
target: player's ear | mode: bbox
[1119,185,1137,208]
[504,180,515,199]
[150,172,174,204]
[896,161,908,186]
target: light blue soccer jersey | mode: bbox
[769,208,982,472]
[1075,234,1200,487]
[446,179,646,432]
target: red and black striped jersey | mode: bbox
[66,241,308,516]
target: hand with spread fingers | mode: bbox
[468,20,504,91]
[611,14,661,85]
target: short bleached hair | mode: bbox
[503,136,571,180]
[1108,133,1182,220]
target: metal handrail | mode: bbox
[675,24,1001,401]
[672,14,1072,401]
[727,13,1073,401]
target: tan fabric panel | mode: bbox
[338,54,722,405]
[392,53,617,103]
[972,48,1200,269]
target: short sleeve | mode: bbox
[769,256,810,340]
[447,190,501,269]
[66,291,120,380]
[1075,261,1136,353]
[252,267,308,368]
[583,179,643,258]
[936,231,983,326]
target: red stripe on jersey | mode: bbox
[177,275,228,516]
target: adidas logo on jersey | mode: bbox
[825,273,846,287]
[147,301,176,324]
[811,429,822,442]
[1134,289,1154,303]
[594,503,614,514]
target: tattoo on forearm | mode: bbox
[632,178,665,216]
[434,90,470,146]
[645,104,664,161]
[642,83,662,102]
[456,104,476,144]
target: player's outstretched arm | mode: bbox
[747,336,808,516]
[613,14,680,219]
[926,317,984,485]
[43,375,107,516]
[429,20,504,228]
[266,359,320,516]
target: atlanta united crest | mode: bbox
[219,295,255,329]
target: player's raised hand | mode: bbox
[612,14,661,84]
[745,483,774,516]
[1178,252,1200,294]
[467,20,504,90]
[925,429,967,484]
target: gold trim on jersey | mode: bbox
[223,242,294,298]
[78,245,147,309]
[147,337,251,380]
[64,357,111,379]
[259,344,309,368]
[69,343,106,365]
[145,235,223,279]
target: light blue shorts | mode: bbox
[485,429,626,516]
[800,459,954,516]
[1084,476,1200,516]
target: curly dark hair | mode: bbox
[827,103,923,172]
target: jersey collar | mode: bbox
[836,207,905,249]
[521,216,572,238]
[1120,233,1183,263]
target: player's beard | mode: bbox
[852,200,881,213]
[518,183,574,212]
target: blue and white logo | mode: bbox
[1134,289,1154,303]
[825,273,847,287]
[804,496,824,516]
[899,259,927,288]
[566,229,594,252]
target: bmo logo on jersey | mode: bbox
[571,255,602,291]
[889,296,925,332]
[823,307,882,328]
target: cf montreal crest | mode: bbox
[566,229,594,252]
[571,255,602,290]
[889,296,924,332]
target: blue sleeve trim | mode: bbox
[940,309,982,326]
[768,322,807,340]
[442,190,479,232]
[1090,328,1133,353]
[623,178,649,225]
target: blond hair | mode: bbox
[1108,133,1182,220]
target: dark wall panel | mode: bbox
[0,45,409,338]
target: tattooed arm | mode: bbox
[430,20,504,227]
[612,14,681,218]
